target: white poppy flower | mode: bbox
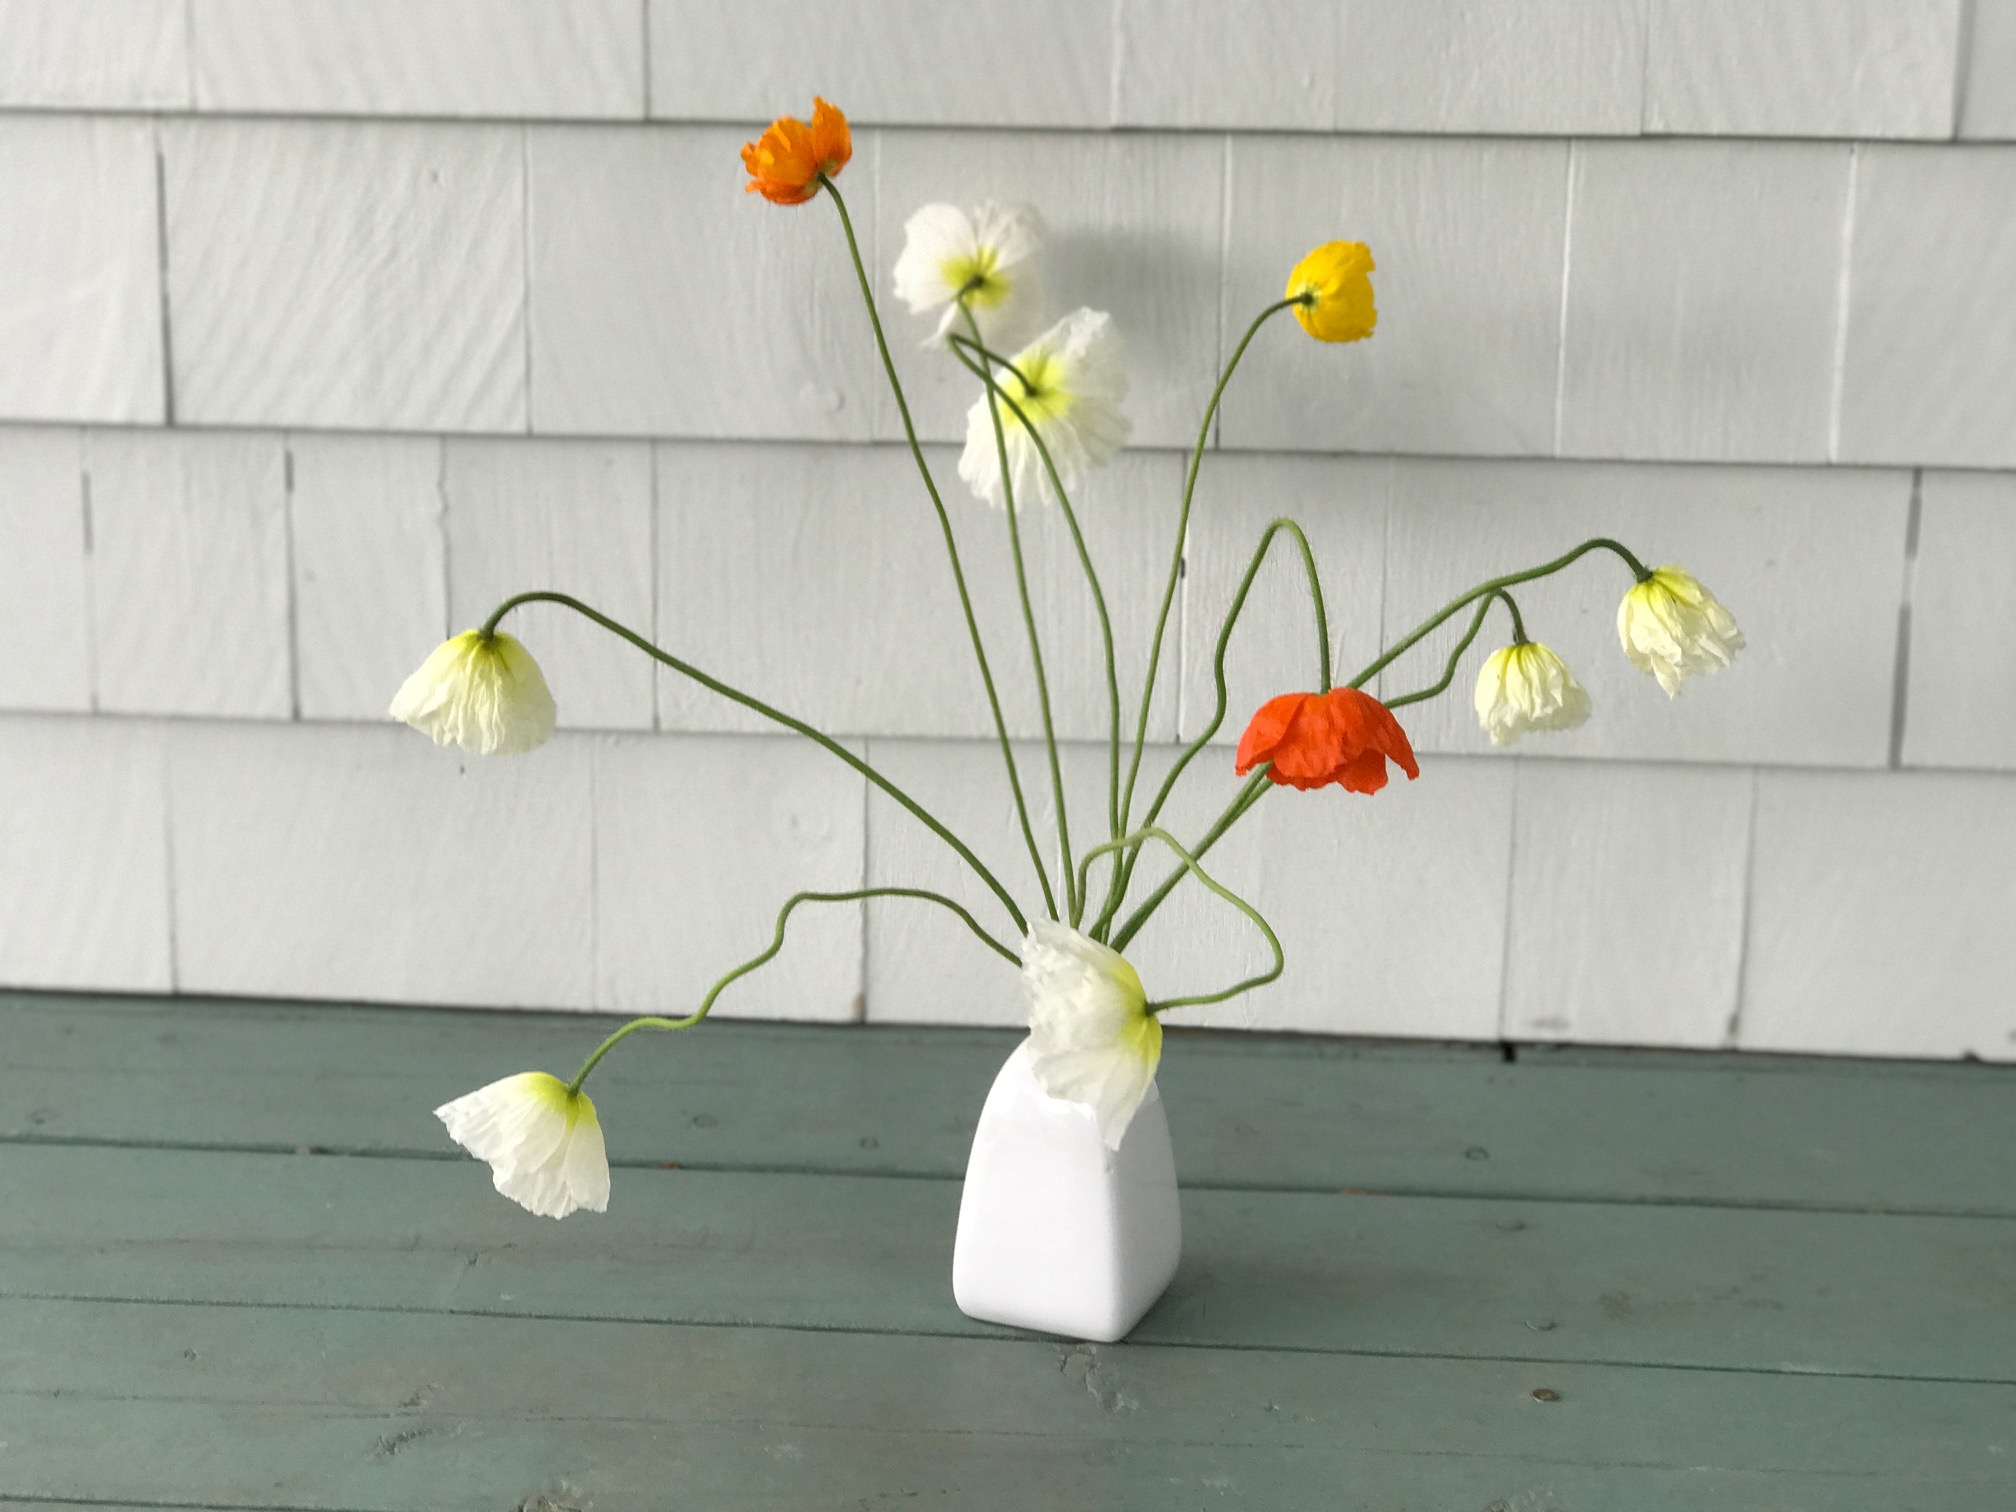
[390,629,557,756]
[892,200,1046,348]
[1617,566,1746,697]
[436,1071,610,1219]
[958,308,1130,508]
[1022,920,1162,1152]
[1473,641,1593,746]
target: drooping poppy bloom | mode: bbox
[1285,241,1377,343]
[957,307,1130,507]
[436,1072,610,1219]
[1473,641,1593,746]
[1021,921,1161,1152]
[740,97,852,205]
[1234,686,1420,794]
[390,628,557,757]
[1617,565,1745,697]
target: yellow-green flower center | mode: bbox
[1001,350,1075,428]
[942,248,1010,310]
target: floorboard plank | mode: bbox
[7,1297,2012,1512]
[11,1146,2015,1382]
[9,993,2015,1214]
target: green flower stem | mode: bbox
[1092,516,1329,941]
[945,331,1124,885]
[1109,770,1269,953]
[1119,298,1299,848]
[566,886,1017,1094]
[1111,538,1654,949]
[1381,592,1496,711]
[479,590,1027,937]
[1349,537,1650,691]
[819,175,1057,923]
[1073,826,1284,1014]
[959,310,1077,924]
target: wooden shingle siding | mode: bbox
[0,3,2010,1058]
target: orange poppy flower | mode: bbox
[1234,687,1421,795]
[741,97,852,205]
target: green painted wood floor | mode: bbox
[6,992,2015,1510]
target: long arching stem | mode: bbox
[566,886,1016,1093]
[479,590,1026,936]
[819,174,1055,922]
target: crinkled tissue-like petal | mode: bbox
[740,96,851,204]
[1473,641,1593,746]
[893,200,1046,347]
[390,629,557,756]
[436,1072,610,1219]
[1234,686,1420,794]
[1286,241,1377,344]
[958,307,1131,508]
[1021,920,1162,1151]
[1617,566,1746,697]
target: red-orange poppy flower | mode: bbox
[1234,687,1421,794]
[740,97,852,205]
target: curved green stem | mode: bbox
[959,310,1075,923]
[1093,516,1328,939]
[1383,589,1521,711]
[1119,298,1298,845]
[1110,770,1270,952]
[480,591,1026,936]
[1073,826,1284,1013]
[946,331,1124,886]
[1349,537,1649,691]
[566,886,1016,1093]
[818,174,1056,922]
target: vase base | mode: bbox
[951,1041,1182,1343]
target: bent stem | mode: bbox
[1119,298,1299,845]
[820,174,1057,922]
[566,886,1016,1093]
[961,309,1077,923]
[1384,589,1519,711]
[1074,826,1284,1013]
[1093,516,1329,940]
[480,590,1027,936]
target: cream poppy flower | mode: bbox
[892,200,1046,348]
[390,629,556,756]
[958,308,1130,508]
[1021,920,1162,1151]
[1617,566,1746,697]
[1473,641,1593,746]
[436,1071,610,1219]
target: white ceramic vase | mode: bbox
[951,1041,1182,1342]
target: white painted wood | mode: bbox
[871,130,1225,453]
[1962,0,2016,138]
[527,123,876,441]
[1836,146,2016,469]
[1114,0,1336,130]
[0,117,163,425]
[648,0,1109,127]
[862,735,1513,1043]
[655,440,1184,745]
[0,0,188,108]
[1176,451,1387,746]
[1558,141,1852,465]
[0,428,91,712]
[1334,0,1645,136]
[1218,135,1568,458]
[1377,457,1909,770]
[443,438,655,732]
[592,731,864,1022]
[1741,767,2016,1061]
[0,713,171,991]
[1644,0,1963,140]
[168,721,596,1009]
[288,434,447,724]
[1901,470,2016,772]
[192,0,644,119]
[85,430,293,720]
[163,119,525,433]
[1503,760,1753,1050]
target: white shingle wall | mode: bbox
[0,5,2011,1064]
